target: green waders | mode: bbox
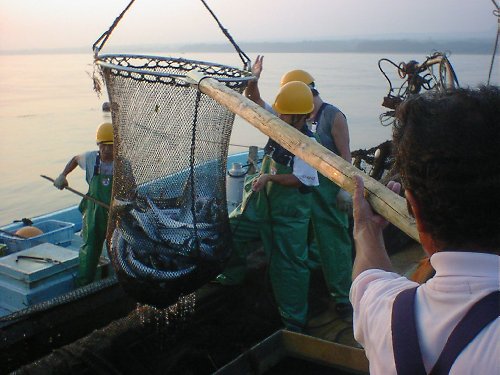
[77,173,112,286]
[222,155,312,331]
[217,172,272,285]
[310,173,352,304]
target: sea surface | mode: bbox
[0,51,497,225]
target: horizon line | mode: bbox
[1,37,494,56]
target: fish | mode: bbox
[110,186,225,284]
[111,227,196,281]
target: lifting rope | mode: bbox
[92,0,136,56]
[487,0,500,85]
[92,0,251,71]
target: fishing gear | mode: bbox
[378,52,459,127]
[93,0,253,308]
[15,255,61,264]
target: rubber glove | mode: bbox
[336,189,352,214]
[54,174,68,190]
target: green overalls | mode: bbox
[309,103,353,305]
[77,157,112,286]
[310,174,352,304]
[222,153,312,331]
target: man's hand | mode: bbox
[352,175,401,278]
[53,174,68,190]
[252,55,264,79]
[353,176,401,235]
[251,173,270,192]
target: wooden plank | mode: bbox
[281,330,369,374]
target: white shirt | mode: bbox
[350,251,500,375]
[77,151,113,184]
[293,154,319,187]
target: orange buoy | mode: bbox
[15,226,43,238]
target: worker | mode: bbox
[350,86,499,374]
[218,81,319,332]
[246,56,354,317]
[54,122,114,286]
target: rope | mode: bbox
[92,0,251,71]
[488,0,500,85]
[378,58,401,95]
[189,91,202,258]
[92,0,136,55]
[199,0,251,70]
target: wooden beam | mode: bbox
[187,71,419,242]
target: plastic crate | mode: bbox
[0,220,75,254]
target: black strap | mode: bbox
[429,290,499,375]
[93,152,101,177]
[313,102,327,123]
[392,288,499,375]
[392,287,426,375]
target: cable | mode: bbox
[487,0,500,85]
[199,0,251,70]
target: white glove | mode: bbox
[53,174,68,190]
[336,189,352,214]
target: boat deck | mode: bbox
[11,240,425,374]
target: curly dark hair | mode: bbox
[393,86,500,251]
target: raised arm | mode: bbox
[244,55,265,108]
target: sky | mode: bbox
[0,0,497,52]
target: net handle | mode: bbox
[92,0,252,71]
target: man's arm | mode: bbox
[251,173,301,192]
[332,112,351,162]
[244,55,265,108]
[53,155,82,189]
[332,112,353,211]
[352,176,401,279]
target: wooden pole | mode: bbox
[186,71,419,242]
[40,175,110,210]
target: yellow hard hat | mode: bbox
[280,69,315,87]
[96,122,113,145]
[272,81,314,115]
[15,226,44,238]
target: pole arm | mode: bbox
[40,175,110,210]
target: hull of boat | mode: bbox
[0,151,258,371]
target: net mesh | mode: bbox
[97,54,251,307]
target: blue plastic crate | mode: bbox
[0,220,75,254]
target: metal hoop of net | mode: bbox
[95,54,252,307]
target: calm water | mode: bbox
[0,52,497,225]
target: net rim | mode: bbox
[95,53,253,83]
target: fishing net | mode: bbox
[95,55,251,308]
[91,0,253,308]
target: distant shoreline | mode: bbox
[1,38,494,56]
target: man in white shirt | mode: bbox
[350,86,499,374]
